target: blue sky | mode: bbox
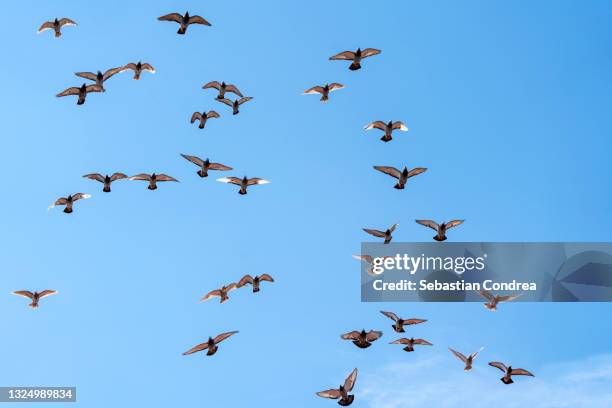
[1,0,611,407]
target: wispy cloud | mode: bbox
[359,354,612,408]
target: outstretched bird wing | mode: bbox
[83,173,105,182]
[413,339,433,346]
[74,72,97,81]
[217,98,234,107]
[316,389,342,399]
[103,66,127,80]
[208,163,232,171]
[404,318,427,325]
[329,51,356,60]
[199,290,222,302]
[237,274,254,287]
[58,18,77,27]
[12,291,34,299]
[328,83,345,91]
[449,348,468,363]
[246,178,270,186]
[353,254,374,264]
[141,63,155,73]
[365,330,383,341]
[155,174,179,182]
[415,220,439,231]
[362,228,386,238]
[202,81,221,90]
[56,87,81,97]
[71,193,91,202]
[188,15,212,26]
[213,331,238,344]
[206,111,220,119]
[130,174,152,181]
[380,310,399,322]
[303,86,325,95]
[407,167,427,178]
[191,112,203,123]
[38,290,57,298]
[182,342,209,355]
[37,21,55,33]
[85,85,103,93]
[158,13,184,23]
[259,274,274,282]
[237,96,253,105]
[181,154,204,167]
[446,220,465,229]
[224,84,243,97]
[511,368,534,377]
[373,166,401,179]
[489,362,508,372]
[110,173,128,181]
[217,177,242,185]
[365,121,388,131]
[392,121,409,131]
[390,338,411,344]
[344,368,358,392]
[361,48,381,58]
[497,293,522,303]
[341,331,362,340]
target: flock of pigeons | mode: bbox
[26,10,534,406]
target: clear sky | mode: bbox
[1,1,611,407]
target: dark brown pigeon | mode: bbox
[329,48,381,70]
[182,331,238,356]
[390,337,433,352]
[56,83,103,105]
[190,111,220,129]
[74,67,126,91]
[217,97,253,115]
[158,11,211,34]
[202,81,243,99]
[83,173,128,192]
[364,120,408,142]
[12,290,57,308]
[38,18,77,37]
[130,173,178,190]
[303,83,344,102]
[217,176,270,195]
[380,311,427,333]
[340,330,383,349]
[49,193,91,213]
[373,165,427,189]
[489,362,534,384]
[237,274,274,293]
[316,368,358,406]
[180,154,232,178]
[123,62,155,80]
[415,219,464,241]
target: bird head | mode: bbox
[204,158,210,166]
[242,176,248,183]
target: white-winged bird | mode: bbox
[130,173,178,190]
[56,83,103,105]
[340,330,383,349]
[303,83,344,102]
[373,165,427,189]
[329,48,381,70]
[237,274,274,293]
[380,311,427,333]
[362,223,398,244]
[364,120,408,142]
[74,67,126,91]
[182,331,238,357]
[123,61,155,80]
[199,284,238,304]
[449,347,484,371]
[190,111,220,129]
[180,154,232,178]
[202,81,243,99]
[352,255,392,276]
[415,219,464,241]
[38,18,77,38]
[83,173,128,192]
[390,337,433,352]
[48,193,91,213]
[489,362,534,384]
[476,290,521,311]
[217,176,270,195]
[12,290,57,308]
[158,11,211,35]
[316,368,358,406]
[217,97,253,115]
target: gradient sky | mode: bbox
[1,1,612,407]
